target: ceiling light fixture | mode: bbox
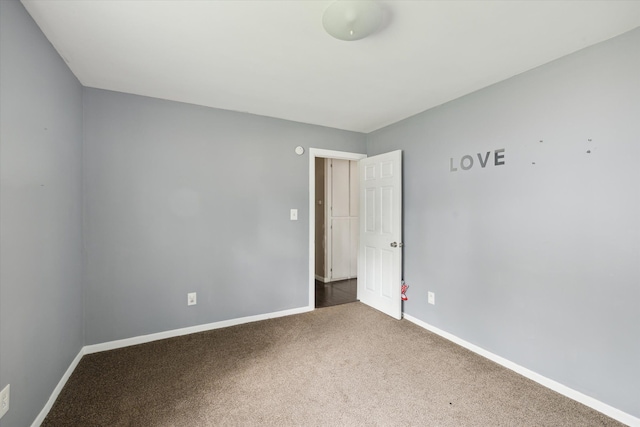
[322,0,382,41]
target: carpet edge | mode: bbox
[30,348,85,427]
[84,306,314,355]
[32,305,314,426]
[402,312,639,427]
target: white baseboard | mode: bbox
[402,313,639,427]
[84,306,313,354]
[31,348,85,427]
[33,305,313,426]
[316,276,357,283]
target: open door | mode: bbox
[357,150,402,319]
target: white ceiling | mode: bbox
[21,0,640,133]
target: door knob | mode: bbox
[390,242,404,248]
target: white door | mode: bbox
[357,150,402,319]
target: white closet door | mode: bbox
[328,159,359,281]
[331,160,350,217]
[331,218,351,279]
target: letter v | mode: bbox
[478,152,491,168]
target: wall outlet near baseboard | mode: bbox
[187,292,197,306]
[0,384,9,419]
[428,292,435,305]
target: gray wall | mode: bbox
[82,88,366,345]
[367,28,640,417]
[0,1,84,426]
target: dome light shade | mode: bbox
[322,1,382,41]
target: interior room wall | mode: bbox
[366,28,640,417]
[82,88,366,345]
[0,1,85,426]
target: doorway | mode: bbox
[308,148,403,319]
[308,149,366,309]
[314,157,359,308]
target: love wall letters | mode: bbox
[450,149,505,172]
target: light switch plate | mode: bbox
[290,209,298,220]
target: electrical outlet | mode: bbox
[0,384,10,419]
[290,209,298,220]
[187,292,197,306]
[428,292,435,305]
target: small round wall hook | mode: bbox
[295,146,305,155]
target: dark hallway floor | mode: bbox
[315,278,357,308]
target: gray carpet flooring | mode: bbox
[43,302,624,426]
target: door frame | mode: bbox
[308,148,367,309]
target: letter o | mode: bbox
[461,155,473,170]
